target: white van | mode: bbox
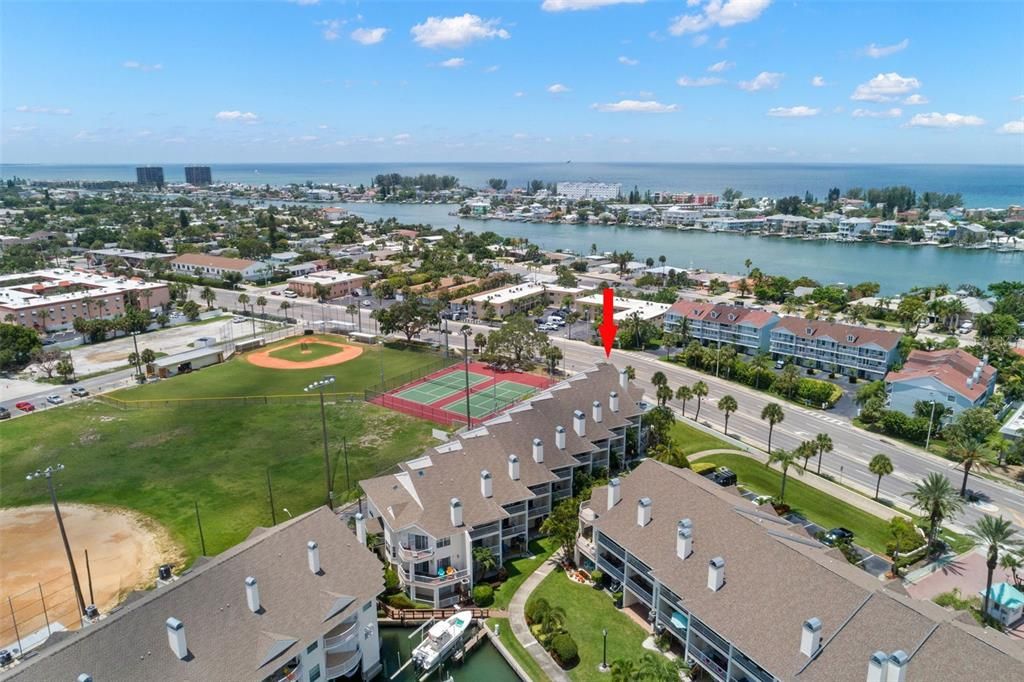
[283,290,298,299]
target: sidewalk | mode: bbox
[508,554,570,682]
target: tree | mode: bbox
[774,364,801,399]
[761,403,785,453]
[651,370,668,388]
[971,515,1019,625]
[279,300,291,319]
[374,297,440,342]
[868,454,894,500]
[0,323,41,371]
[905,473,964,550]
[650,443,689,469]
[256,295,268,318]
[675,385,693,418]
[945,407,999,448]
[540,498,580,562]
[472,545,497,577]
[237,293,251,316]
[814,432,833,475]
[1000,552,1023,589]
[750,353,771,390]
[717,395,738,435]
[950,438,994,498]
[766,449,803,503]
[610,658,636,682]
[692,381,708,421]
[483,315,548,369]
[474,332,487,353]
[181,300,200,320]
[635,652,682,681]
[542,344,563,375]
[31,347,62,378]
[656,383,673,407]
[896,297,927,335]
[56,354,75,382]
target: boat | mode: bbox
[411,611,474,670]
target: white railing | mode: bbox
[399,565,471,586]
[276,663,303,682]
[397,544,435,561]
[324,621,359,653]
[325,650,361,679]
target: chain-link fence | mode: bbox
[0,572,80,653]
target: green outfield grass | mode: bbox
[669,420,735,456]
[268,341,349,363]
[0,399,436,563]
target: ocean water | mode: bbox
[3,162,1022,207]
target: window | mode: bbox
[306,642,318,654]
[362,601,372,611]
[308,664,321,681]
[436,537,451,549]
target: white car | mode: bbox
[46,394,64,405]
[232,317,246,324]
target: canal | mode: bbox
[378,625,521,682]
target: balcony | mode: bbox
[502,522,527,537]
[275,663,303,682]
[690,648,727,682]
[325,649,361,679]
[576,535,595,559]
[397,544,435,562]
[324,617,360,653]
[398,564,471,586]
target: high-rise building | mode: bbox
[135,166,165,187]
[556,181,622,201]
[185,165,212,185]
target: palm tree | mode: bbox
[744,257,752,274]
[814,433,834,475]
[656,383,673,407]
[761,403,784,453]
[692,381,708,421]
[256,295,268,318]
[796,440,817,469]
[279,300,291,319]
[237,292,251,316]
[675,385,693,418]
[767,449,803,503]
[971,515,1019,626]
[868,454,894,500]
[951,438,994,497]
[538,604,567,637]
[650,443,689,469]
[472,545,497,577]
[1000,552,1023,589]
[905,473,964,550]
[717,395,738,435]
[200,286,216,310]
[750,353,771,389]
[651,370,668,388]
[610,658,636,682]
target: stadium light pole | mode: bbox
[26,465,87,620]
[304,375,337,510]
[461,325,472,428]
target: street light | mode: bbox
[925,399,937,451]
[600,628,609,672]
[304,375,336,510]
[26,465,87,620]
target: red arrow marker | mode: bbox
[598,287,618,358]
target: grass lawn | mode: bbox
[485,617,547,682]
[492,537,559,610]
[701,453,894,555]
[670,420,736,456]
[269,341,348,363]
[113,337,443,400]
[0,399,435,563]
[528,567,648,682]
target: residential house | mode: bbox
[955,223,988,244]
[837,217,874,240]
[765,215,811,235]
[664,302,779,355]
[873,220,900,238]
[885,349,997,417]
[701,217,765,233]
[770,318,902,379]
[170,253,271,281]
[662,207,703,227]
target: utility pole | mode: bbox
[925,399,937,450]
[195,500,207,555]
[305,375,336,509]
[462,326,472,427]
[266,469,277,525]
[26,466,87,619]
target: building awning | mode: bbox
[671,611,688,630]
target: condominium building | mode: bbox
[576,459,1024,682]
[556,182,622,201]
[184,165,213,185]
[770,319,902,380]
[664,302,779,355]
[0,269,170,332]
[360,364,646,608]
[7,507,384,682]
[135,166,165,187]
[885,349,997,417]
[286,270,369,299]
[456,282,586,319]
[170,253,272,281]
[574,294,671,323]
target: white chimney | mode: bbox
[573,410,586,437]
[800,617,822,658]
[555,425,566,450]
[532,438,544,463]
[886,651,908,682]
[637,497,652,527]
[245,576,261,614]
[967,377,974,389]
[480,470,493,498]
[165,617,187,659]
[676,519,693,560]
[77,676,93,682]
[607,477,621,510]
[707,557,725,592]
[592,400,603,423]
[609,391,619,413]
[866,651,887,682]
[619,368,629,390]
[355,512,366,545]
[450,497,463,527]
[307,541,321,575]
[508,454,520,481]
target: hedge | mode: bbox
[691,462,717,475]
[549,632,579,668]
[473,584,495,607]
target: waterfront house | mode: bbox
[361,364,646,607]
[170,253,271,282]
[663,302,779,355]
[873,220,900,238]
[662,206,703,226]
[575,459,1024,682]
[701,217,765,233]
[885,348,996,417]
[765,214,811,235]
[837,217,874,240]
[934,293,993,321]
[955,223,988,244]
[770,318,902,379]
[6,507,385,682]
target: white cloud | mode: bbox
[393,133,412,144]
[905,112,985,128]
[592,99,679,113]
[738,71,783,91]
[767,105,819,118]
[15,105,72,115]
[513,91,526,97]
[618,56,639,66]
[997,119,1024,135]
[351,27,388,45]
[440,57,466,68]
[708,60,734,72]
[215,110,260,122]
[122,60,163,72]
[542,0,646,10]
[691,34,708,47]
[811,75,826,87]
[318,19,345,41]
[484,65,500,73]
[547,83,570,94]
[715,37,729,49]
[669,0,772,36]
[411,14,509,49]
[288,0,320,5]
[902,94,929,105]
[512,132,529,139]
[851,72,920,102]
[9,125,37,132]
[862,38,910,58]
[676,75,725,87]
[851,107,902,118]
[1013,95,1024,102]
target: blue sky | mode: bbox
[2,0,1023,164]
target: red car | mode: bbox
[15,401,35,412]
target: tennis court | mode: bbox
[392,369,491,405]
[440,381,539,418]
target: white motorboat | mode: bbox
[411,611,473,670]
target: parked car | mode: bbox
[958,321,974,334]
[283,290,298,299]
[711,467,737,487]
[822,527,855,546]
[0,406,10,420]
[46,394,64,405]
[70,386,89,397]
[15,401,35,412]
[362,300,373,307]
[232,317,246,324]
[271,290,282,296]
[775,360,786,370]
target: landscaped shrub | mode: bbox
[384,565,400,595]
[473,584,495,607]
[549,632,579,668]
[691,461,717,475]
[590,569,605,587]
[525,597,550,625]
[386,593,417,609]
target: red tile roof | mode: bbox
[885,349,996,401]
[773,317,902,350]
[667,301,777,328]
